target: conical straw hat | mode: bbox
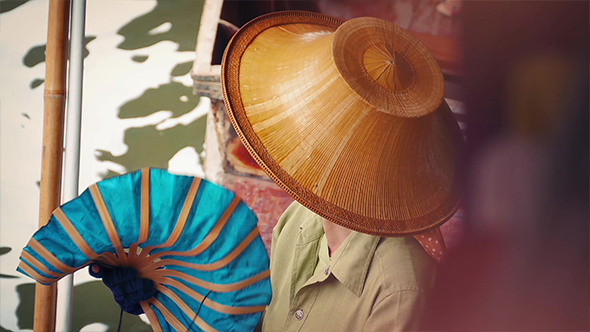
[221,11,464,236]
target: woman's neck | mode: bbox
[322,218,353,257]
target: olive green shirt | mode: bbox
[262,202,436,332]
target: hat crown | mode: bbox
[332,17,444,118]
[363,43,415,92]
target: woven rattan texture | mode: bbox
[332,17,444,117]
[222,11,463,236]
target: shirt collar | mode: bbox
[297,212,381,297]
[330,231,380,297]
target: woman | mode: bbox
[221,11,463,331]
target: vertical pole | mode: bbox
[34,0,70,331]
[191,0,224,76]
[55,0,86,330]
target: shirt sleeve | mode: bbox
[261,201,301,331]
[362,289,427,332]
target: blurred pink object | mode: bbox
[222,175,294,255]
[436,0,462,16]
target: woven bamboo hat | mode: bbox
[221,11,464,236]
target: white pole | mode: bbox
[56,0,86,331]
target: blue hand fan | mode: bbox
[17,168,271,332]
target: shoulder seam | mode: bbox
[374,247,427,295]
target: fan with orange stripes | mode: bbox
[17,168,271,332]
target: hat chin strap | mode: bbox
[363,43,415,92]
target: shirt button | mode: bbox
[294,309,304,320]
[324,267,330,275]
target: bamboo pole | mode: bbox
[34,0,70,331]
